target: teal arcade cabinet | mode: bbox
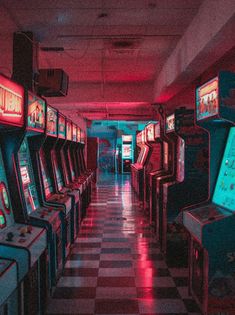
[183,71,235,314]
[121,135,134,173]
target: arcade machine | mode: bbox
[160,107,209,266]
[183,72,235,315]
[121,135,134,173]
[13,92,64,289]
[131,130,149,200]
[0,74,47,314]
[67,124,91,215]
[149,114,176,230]
[51,117,81,236]
[153,114,178,239]
[37,106,73,258]
[143,123,163,212]
[0,258,18,314]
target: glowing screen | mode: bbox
[196,77,219,120]
[0,74,24,126]
[122,135,132,142]
[212,127,235,211]
[58,114,66,139]
[146,124,155,141]
[47,106,57,137]
[166,114,175,132]
[66,120,72,140]
[20,166,31,185]
[27,92,46,132]
[122,144,132,158]
[18,140,40,214]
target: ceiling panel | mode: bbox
[1,0,203,120]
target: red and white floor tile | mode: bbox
[46,173,202,315]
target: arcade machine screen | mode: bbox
[0,75,24,127]
[212,127,235,211]
[47,106,57,137]
[166,114,175,133]
[27,93,46,132]
[58,115,66,139]
[196,77,219,121]
[18,140,40,214]
[122,144,132,158]
[39,150,54,199]
[51,150,64,192]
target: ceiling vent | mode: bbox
[105,38,142,57]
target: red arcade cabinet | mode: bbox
[0,74,47,314]
[183,72,235,315]
[131,130,149,200]
[143,122,163,212]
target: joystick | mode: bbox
[6,232,14,242]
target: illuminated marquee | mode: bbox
[58,114,66,139]
[166,114,175,132]
[196,77,219,120]
[0,75,24,126]
[27,92,45,131]
[47,106,57,137]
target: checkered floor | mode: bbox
[46,173,202,315]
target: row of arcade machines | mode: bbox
[0,74,94,314]
[131,71,235,315]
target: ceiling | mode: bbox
[0,0,233,122]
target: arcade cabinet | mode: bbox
[121,135,134,173]
[36,106,74,259]
[58,120,88,220]
[0,74,47,315]
[149,114,176,230]
[183,72,235,315]
[143,123,163,212]
[160,107,209,266]
[131,130,149,200]
[50,113,81,237]
[14,94,66,289]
